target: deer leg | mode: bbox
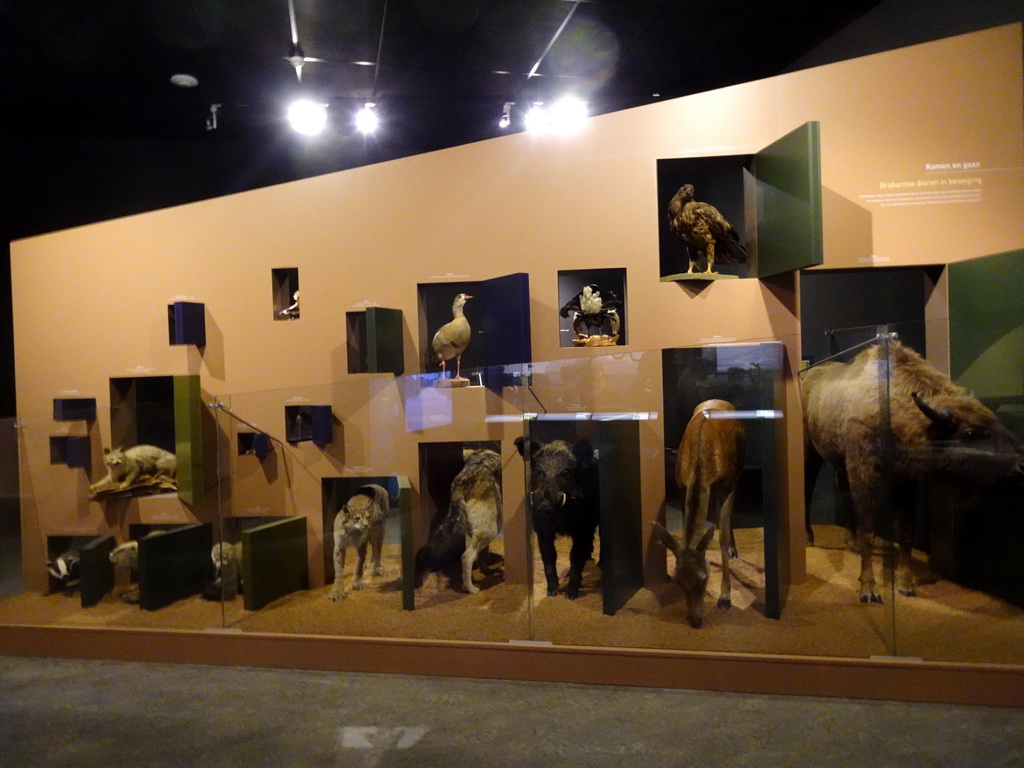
[717,488,737,609]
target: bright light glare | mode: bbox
[287,99,328,136]
[355,103,378,134]
[549,97,588,135]
[524,104,548,134]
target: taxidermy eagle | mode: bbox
[667,184,747,274]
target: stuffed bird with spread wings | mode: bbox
[667,184,747,275]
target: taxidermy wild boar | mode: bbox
[414,449,503,594]
[515,437,600,599]
[654,398,745,628]
[89,445,177,492]
[802,340,1024,604]
[329,484,390,601]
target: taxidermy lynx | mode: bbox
[329,484,390,601]
[89,445,177,492]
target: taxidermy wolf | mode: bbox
[414,449,503,594]
[329,484,391,601]
[89,445,177,492]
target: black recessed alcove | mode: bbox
[284,404,333,445]
[417,273,531,387]
[109,376,176,453]
[49,435,91,468]
[346,307,405,375]
[557,268,628,347]
[167,301,206,346]
[272,268,300,320]
[238,431,273,460]
[52,398,96,422]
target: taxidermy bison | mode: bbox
[515,436,600,599]
[653,398,745,628]
[802,339,1024,604]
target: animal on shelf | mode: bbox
[667,183,747,275]
[88,445,177,496]
[802,338,1024,604]
[329,484,391,601]
[653,398,746,628]
[515,437,600,599]
[415,449,503,594]
[279,289,300,319]
[559,284,622,346]
[431,292,473,385]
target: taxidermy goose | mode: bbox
[667,184,747,274]
[432,293,473,379]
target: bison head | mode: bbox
[911,391,1024,484]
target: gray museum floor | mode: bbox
[2,654,1023,768]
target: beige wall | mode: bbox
[11,25,1023,593]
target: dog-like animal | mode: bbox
[414,449,503,594]
[329,484,391,601]
[89,445,177,492]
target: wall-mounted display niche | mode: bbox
[346,307,405,375]
[46,534,116,608]
[417,273,531,387]
[520,421,643,616]
[107,375,205,505]
[52,397,96,422]
[322,476,413,609]
[284,404,334,445]
[272,268,300,320]
[237,431,273,460]
[167,301,206,346]
[49,435,90,468]
[557,268,627,348]
[661,341,787,619]
[657,121,822,282]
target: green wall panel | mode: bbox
[754,121,823,278]
[173,375,204,506]
[242,516,309,611]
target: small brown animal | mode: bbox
[655,398,745,628]
[329,484,390,601]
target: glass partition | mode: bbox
[1,332,1021,669]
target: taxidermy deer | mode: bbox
[654,398,745,628]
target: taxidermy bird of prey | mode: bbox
[559,284,622,340]
[667,184,748,274]
[432,293,473,379]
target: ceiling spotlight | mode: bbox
[549,96,588,135]
[287,99,328,136]
[170,73,199,88]
[524,103,548,134]
[499,101,513,129]
[355,103,378,135]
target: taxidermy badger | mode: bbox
[414,449,503,594]
[89,445,177,492]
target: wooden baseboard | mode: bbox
[2,623,1022,707]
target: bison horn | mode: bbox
[912,391,954,426]
[559,492,567,507]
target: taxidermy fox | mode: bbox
[89,445,177,492]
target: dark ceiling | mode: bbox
[0,0,883,153]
